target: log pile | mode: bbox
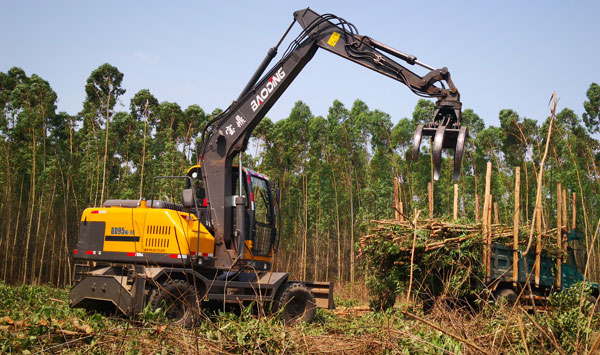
[359,219,561,258]
[358,218,562,310]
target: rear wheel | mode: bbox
[527,290,541,308]
[149,280,197,328]
[588,295,597,312]
[275,283,316,324]
[495,288,518,306]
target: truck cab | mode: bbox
[561,230,599,291]
[489,230,599,305]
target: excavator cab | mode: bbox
[186,165,278,270]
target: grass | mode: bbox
[0,281,598,354]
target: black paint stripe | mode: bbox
[105,235,140,242]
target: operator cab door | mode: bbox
[186,165,252,244]
[185,166,210,226]
[249,175,276,256]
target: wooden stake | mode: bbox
[482,162,492,279]
[535,194,542,287]
[493,202,499,224]
[513,167,520,286]
[483,162,492,225]
[394,177,400,221]
[487,194,493,281]
[572,191,576,231]
[406,209,421,304]
[428,182,434,218]
[556,183,562,289]
[453,183,459,221]
[398,179,404,221]
[475,194,480,223]
[399,202,404,222]
[561,189,569,233]
[527,91,558,286]
[562,189,568,253]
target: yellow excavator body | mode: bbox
[78,200,214,258]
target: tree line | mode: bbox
[1,63,599,286]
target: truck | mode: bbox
[69,7,467,325]
[489,230,599,308]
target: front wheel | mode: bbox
[275,283,316,324]
[149,280,197,328]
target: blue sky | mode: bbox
[2,1,599,128]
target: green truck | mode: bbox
[489,230,599,306]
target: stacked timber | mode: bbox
[359,219,561,259]
[358,217,563,310]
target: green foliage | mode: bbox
[1,282,599,353]
[583,82,600,134]
[196,305,301,354]
[542,282,598,353]
[360,222,485,309]
[0,281,106,353]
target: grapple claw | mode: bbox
[432,126,446,181]
[412,125,424,161]
[411,122,467,181]
[453,127,468,181]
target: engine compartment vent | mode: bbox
[144,237,169,249]
[146,225,171,235]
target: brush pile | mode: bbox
[358,218,560,310]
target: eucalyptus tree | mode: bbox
[362,109,394,222]
[80,63,125,205]
[324,100,350,281]
[153,102,185,179]
[46,111,80,286]
[456,108,485,220]
[181,104,207,165]
[583,83,600,134]
[130,89,159,197]
[111,112,140,198]
[4,70,58,283]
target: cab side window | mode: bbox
[251,176,272,225]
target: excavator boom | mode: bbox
[200,7,467,268]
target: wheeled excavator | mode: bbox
[69,8,467,325]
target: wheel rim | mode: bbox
[286,296,306,320]
[163,293,189,322]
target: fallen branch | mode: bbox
[402,310,490,355]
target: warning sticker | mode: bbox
[327,32,340,47]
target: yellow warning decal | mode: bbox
[327,32,340,47]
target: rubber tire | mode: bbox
[276,283,316,324]
[495,288,518,305]
[149,280,196,328]
[529,290,541,307]
[588,295,597,311]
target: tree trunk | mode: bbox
[2,142,13,282]
[100,81,113,204]
[140,101,149,198]
[37,179,57,283]
[9,177,24,282]
[23,131,37,284]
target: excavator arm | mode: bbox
[200,8,467,268]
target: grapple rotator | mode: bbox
[412,99,467,182]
